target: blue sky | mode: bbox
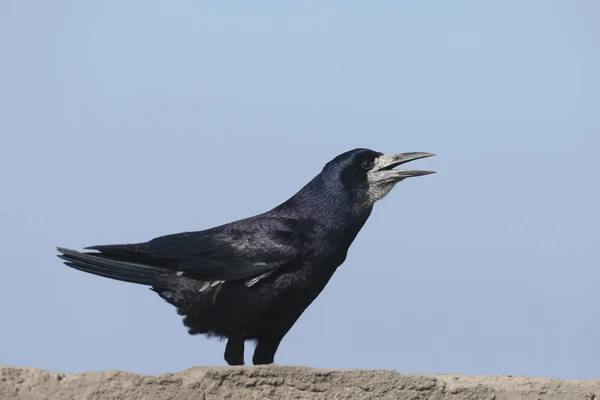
[0,1,598,379]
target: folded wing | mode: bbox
[58,216,311,287]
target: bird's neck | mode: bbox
[275,173,373,242]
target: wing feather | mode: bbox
[85,216,311,283]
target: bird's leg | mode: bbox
[224,336,245,366]
[252,335,284,365]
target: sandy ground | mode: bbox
[1,365,599,400]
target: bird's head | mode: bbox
[324,148,436,203]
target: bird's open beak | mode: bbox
[371,152,436,181]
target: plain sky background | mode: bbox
[1,0,598,380]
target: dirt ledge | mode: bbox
[1,365,599,400]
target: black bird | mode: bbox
[57,148,435,366]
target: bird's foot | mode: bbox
[224,337,245,366]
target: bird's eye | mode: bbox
[361,160,374,170]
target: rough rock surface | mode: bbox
[1,365,599,400]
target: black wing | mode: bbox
[83,216,312,282]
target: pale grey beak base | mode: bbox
[374,152,436,179]
[366,151,435,202]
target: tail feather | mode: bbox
[57,247,171,287]
[84,243,151,258]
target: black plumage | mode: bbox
[57,148,435,365]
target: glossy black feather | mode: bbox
[82,216,308,281]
